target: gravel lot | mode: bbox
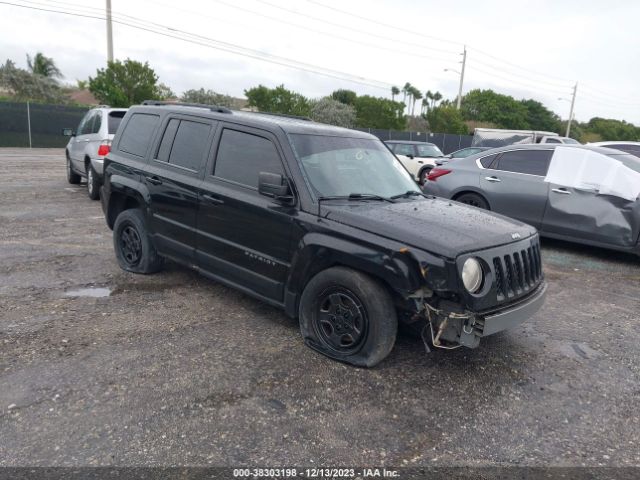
[1,148,639,467]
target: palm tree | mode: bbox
[27,52,62,79]
[421,98,429,116]
[402,82,411,104]
[432,91,443,109]
[410,88,423,116]
[391,86,400,101]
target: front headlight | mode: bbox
[462,258,483,293]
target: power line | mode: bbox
[1,0,406,91]
[465,62,571,97]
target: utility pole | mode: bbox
[456,45,466,110]
[566,82,577,137]
[106,0,114,63]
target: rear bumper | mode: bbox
[90,158,105,176]
[479,281,547,336]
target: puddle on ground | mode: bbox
[64,287,112,298]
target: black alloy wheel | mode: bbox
[313,287,368,354]
[119,224,143,267]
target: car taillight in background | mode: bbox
[97,142,111,156]
[427,168,452,181]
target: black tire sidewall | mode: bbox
[86,165,100,200]
[113,209,162,274]
[457,193,489,210]
[299,267,397,367]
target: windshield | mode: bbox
[290,134,420,198]
[108,111,127,134]
[416,144,444,157]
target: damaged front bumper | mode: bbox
[423,281,547,349]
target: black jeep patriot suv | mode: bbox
[101,101,547,367]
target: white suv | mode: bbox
[63,106,128,199]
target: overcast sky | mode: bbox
[1,0,639,125]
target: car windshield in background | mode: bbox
[417,144,444,157]
[607,153,640,174]
[108,111,126,134]
[290,134,420,199]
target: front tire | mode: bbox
[299,266,397,367]
[86,164,100,200]
[113,209,163,274]
[66,153,80,184]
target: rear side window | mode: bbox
[92,112,102,134]
[479,153,498,168]
[609,144,640,157]
[108,111,126,134]
[155,119,180,162]
[496,150,552,176]
[214,129,283,188]
[118,113,160,157]
[167,120,212,171]
[544,138,561,143]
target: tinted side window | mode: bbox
[167,120,212,171]
[496,150,552,176]
[214,129,283,188]
[480,153,498,168]
[155,118,180,162]
[545,138,561,143]
[394,144,414,156]
[610,144,640,157]
[119,113,160,157]
[92,112,102,134]
[108,111,126,134]
[78,112,95,135]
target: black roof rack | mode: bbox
[142,100,232,114]
[249,111,312,121]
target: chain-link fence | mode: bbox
[0,101,88,148]
[0,102,474,153]
[354,128,473,154]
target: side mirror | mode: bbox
[62,128,74,137]
[406,154,414,159]
[258,172,294,203]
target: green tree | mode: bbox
[331,89,357,106]
[309,97,356,128]
[461,89,530,129]
[27,52,62,79]
[88,59,166,107]
[0,59,64,103]
[180,88,234,106]
[520,98,561,132]
[244,84,310,116]
[584,117,640,141]
[426,105,468,134]
[391,86,400,101]
[353,95,406,130]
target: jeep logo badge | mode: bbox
[511,233,521,239]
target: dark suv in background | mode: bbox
[101,101,546,367]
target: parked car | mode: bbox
[588,141,640,158]
[63,106,128,199]
[101,101,546,367]
[472,128,579,147]
[384,140,445,184]
[424,144,640,255]
[447,147,492,159]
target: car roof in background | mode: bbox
[384,140,436,145]
[588,141,640,146]
[127,104,378,139]
[462,144,625,159]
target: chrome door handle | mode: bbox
[485,176,501,182]
[552,188,571,195]
[145,176,163,186]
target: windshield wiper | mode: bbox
[318,193,396,203]
[390,190,426,200]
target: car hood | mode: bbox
[324,197,537,258]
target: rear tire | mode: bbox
[113,209,163,274]
[86,164,100,200]
[419,167,432,185]
[456,192,489,210]
[299,266,397,367]
[66,153,80,184]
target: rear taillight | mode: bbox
[427,168,452,181]
[97,143,111,156]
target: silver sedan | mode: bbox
[423,144,640,255]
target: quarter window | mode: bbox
[118,113,160,157]
[167,120,212,171]
[479,153,498,168]
[214,129,283,188]
[496,150,552,176]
